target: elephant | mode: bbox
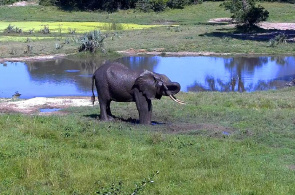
[91,62,184,124]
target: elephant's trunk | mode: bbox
[163,82,185,105]
[163,82,180,95]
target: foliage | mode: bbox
[4,24,22,33]
[39,0,193,11]
[40,25,50,34]
[79,30,106,53]
[222,0,269,28]
[149,0,169,11]
[268,33,287,47]
[39,0,139,11]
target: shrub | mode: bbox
[149,0,168,11]
[4,24,22,33]
[79,30,106,53]
[40,25,50,34]
[222,0,269,28]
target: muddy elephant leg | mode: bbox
[134,89,152,124]
[98,97,110,121]
[106,101,114,120]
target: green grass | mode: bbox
[1,88,295,194]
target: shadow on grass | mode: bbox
[84,113,165,125]
[200,25,295,42]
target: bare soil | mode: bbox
[0,54,67,63]
[0,96,97,115]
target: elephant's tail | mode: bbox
[91,74,95,106]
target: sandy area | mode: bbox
[0,96,97,115]
[0,54,67,63]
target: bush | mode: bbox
[79,30,106,53]
[149,0,168,11]
[222,0,269,28]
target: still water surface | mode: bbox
[0,56,294,99]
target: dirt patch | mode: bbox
[208,18,234,24]
[208,18,295,30]
[0,54,67,63]
[288,165,295,171]
[0,96,97,115]
[258,22,295,31]
[161,123,233,137]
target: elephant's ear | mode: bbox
[134,70,160,99]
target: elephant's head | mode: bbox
[134,70,185,104]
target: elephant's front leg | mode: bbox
[134,89,152,124]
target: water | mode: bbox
[0,56,294,98]
[40,108,61,113]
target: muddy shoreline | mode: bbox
[0,96,96,115]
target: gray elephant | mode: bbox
[91,62,184,124]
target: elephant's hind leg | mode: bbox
[106,101,114,120]
[99,99,114,121]
[97,98,112,121]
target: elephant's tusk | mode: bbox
[169,95,185,105]
[172,95,185,104]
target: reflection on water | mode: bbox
[0,56,295,98]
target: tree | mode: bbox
[222,0,269,29]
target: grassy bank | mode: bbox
[0,2,295,58]
[1,87,295,194]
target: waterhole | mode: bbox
[1,56,294,98]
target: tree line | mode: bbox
[37,0,293,12]
[39,0,197,11]
[0,0,293,11]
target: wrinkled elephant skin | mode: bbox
[91,62,184,124]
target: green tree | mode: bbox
[222,0,269,29]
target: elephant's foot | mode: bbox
[100,115,114,121]
[107,115,114,121]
